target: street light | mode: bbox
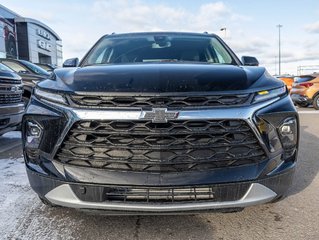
[220,27,227,38]
[277,24,283,75]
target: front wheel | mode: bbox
[296,102,309,108]
[23,96,30,108]
[313,95,319,110]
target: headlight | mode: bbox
[34,88,67,105]
[253,86,287,103]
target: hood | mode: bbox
[38,63,283,94]
[0,70,21,80]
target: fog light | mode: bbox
[25,121,43,164]
[29,123,41,136]
[278,117,298,159]
[26,121,43,147]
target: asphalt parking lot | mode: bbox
[0,107,318,240]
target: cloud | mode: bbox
[2,0,316,75]
[91,0,186,32]
[304,21,319,33]
[90,1,249,33]
[1,0,252,59]
[191,2,231,30]
[229,38,270,54]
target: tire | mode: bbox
[23,96,30,108]
[313,95,319,110]
[296,102,309,108]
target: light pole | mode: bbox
[220,27,227,38]
[277,24,283,75]
[275,55,277,75]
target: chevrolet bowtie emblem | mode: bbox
[11,86,17,92]
[140,108,179,123]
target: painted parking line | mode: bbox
[298,111,319,114]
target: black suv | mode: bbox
[22,32,299,214]
[0,63,24,136]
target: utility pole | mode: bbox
[220,27,227,38]
[277,24,283,75]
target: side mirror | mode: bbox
[241,56,259,66]
[63,58,79,68]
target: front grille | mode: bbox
[0,93,22,104]
[68,94,251,109]
[56,120,267,172]
[71,183,250,203]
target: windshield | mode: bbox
[20,60,50,76]
[36,64,54,72]
[82,34,236,66]
[0,63,14,72]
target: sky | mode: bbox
[1,0,319,75]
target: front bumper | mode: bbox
[27,166,294,214]
[290,94,312,105]
[0,103,24,135]
[23,94,299,213]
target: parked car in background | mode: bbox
[23,32,299,214]
[0,58,50,105]
[35,63,56,72]
[276,75,294,92]
[290,73,319,109]
[0,63,24,136]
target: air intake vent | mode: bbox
[56,119,267,173]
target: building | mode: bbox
[0,4,62,66]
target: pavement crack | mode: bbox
[134,216,141,240]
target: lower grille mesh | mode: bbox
[71,183,251,203]
[56,119,267,172]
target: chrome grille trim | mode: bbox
[68,94,252,109]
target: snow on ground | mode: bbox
[0,131,22,155]
[0,156,34,237]
[0,156,80,239]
